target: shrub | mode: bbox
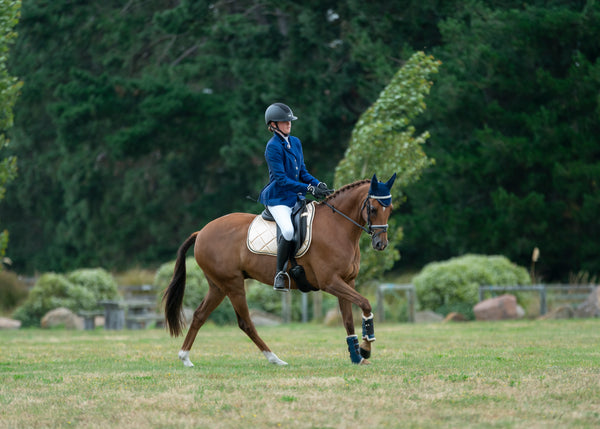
[154,257,236,325]
[12,268,120,327]
[66,268,120,303]
[0,270,28,312]
[413,254,531,318]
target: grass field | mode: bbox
[1,319,599,428]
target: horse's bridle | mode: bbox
[323,194,390,238]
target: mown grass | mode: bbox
[1,319,599,428]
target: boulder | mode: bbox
[574,286,600,318]
[0,317,21,329]
[323,308,364,326]
[41,307,84,330]
[415,310,444,323]
[473,294,520,321]
[443,312,468,322]
[249,309,282,326]
[539,305,574,320]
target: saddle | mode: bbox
[247,200,315,258]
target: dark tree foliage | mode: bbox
[399,2,600,281]
[3,0,599,282]
[4,0,447,272]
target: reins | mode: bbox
[322,193,390,237]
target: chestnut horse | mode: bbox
[163,173,396,366]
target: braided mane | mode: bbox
[320,179,370,205]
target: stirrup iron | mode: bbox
[273,271,291,292]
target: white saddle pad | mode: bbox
[247,202,316,257]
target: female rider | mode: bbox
[259,102,333,291]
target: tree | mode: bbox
[335,51,440,283]
[399,2,600,280]
[3,1,446,272]
[0,0,20,264]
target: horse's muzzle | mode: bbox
[372,236,388,251]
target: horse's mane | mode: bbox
[320,179,370,205]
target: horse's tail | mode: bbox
[162,232,198,337]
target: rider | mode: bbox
[259,102,333,291]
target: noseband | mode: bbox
[323,194,390,237]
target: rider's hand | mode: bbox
[308,184,329,199]
[317,182,334,196]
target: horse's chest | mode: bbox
[343,250,361,280]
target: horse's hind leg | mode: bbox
[228,288,288,366]
[178,280,226,367]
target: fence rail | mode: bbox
[376,283,416,323]
[478,284,596,315]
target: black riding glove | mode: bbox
[317,182,334,195]
[308,183,329,199]
[308,182,334,199]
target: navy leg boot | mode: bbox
[346,335,364,364]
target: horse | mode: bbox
[163,173,397,366]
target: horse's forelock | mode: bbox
[321,179,370,204]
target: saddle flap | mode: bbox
[247,202,316,257]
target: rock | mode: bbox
[473,294,519,321]
[249,309,282,326]
[0,317,21,329]
[539,305,574,320]
[516,304,526,319]
[323,308,363,326]
[41,307,84,330]
[415,310,444,323]
[324,308,340,326]
[182,308,195,326]
[443,312,468,322]
[574,286,600,318]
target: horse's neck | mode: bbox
[320,184,369,238]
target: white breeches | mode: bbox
[267,205,294,241]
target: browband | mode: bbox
[369,194,391,200]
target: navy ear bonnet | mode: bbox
[369,173,397,207]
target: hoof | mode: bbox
[263,351,288,366]
[359,347,371,359]
[359,359,371,365]
[178,350,194,367]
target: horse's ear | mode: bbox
[371,174,378,187]
[385,173,397,189]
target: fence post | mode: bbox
[539,285,547,315]
[281,292,292,323]
[377,285,385,323]
[313,291,322,322]
[301,293,308,323]
[407,287,415,323]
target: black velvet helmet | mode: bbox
[264,103,298,125]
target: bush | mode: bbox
[413,254,531,318]
[0,270,28,312]
[13,268,120,327]
[66,268,120,303]
[154,257,236,325]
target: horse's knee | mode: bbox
[361,300,372,316]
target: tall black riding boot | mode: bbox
[273,237,293,291]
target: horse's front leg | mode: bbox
[330,278,375,365]
[338,297,364,364]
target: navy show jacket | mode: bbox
[259,133,319,207]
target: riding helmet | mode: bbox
[264,103,298,125]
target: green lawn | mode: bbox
[1,319,599,428]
